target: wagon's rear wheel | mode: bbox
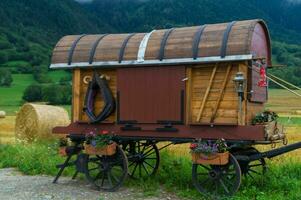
[85,145,128,191]
[192,154,241,197]
[234,147,267,179]
[123,141,160,179]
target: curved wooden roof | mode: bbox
[50,19,271,69]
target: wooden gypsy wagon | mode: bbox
[50,19,301,196]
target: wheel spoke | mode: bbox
[89,167,99,171]
[144,160,155,169]
[198,177,210,186]
[143,148,155,157]
[101,173,105,186]
[199,164,211,171]
[128,161,135,168]
[219,179,230,194]
[247,172,255,180]
[93,171,102,181]
[249,163,263,168]
[249,169,260,175]
[110,171,119,183]
[142,163,150,175]
[107,172,113,187]
[139,163,142,177]
[131,163,139,175]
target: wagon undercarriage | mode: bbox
[53,133,301,197]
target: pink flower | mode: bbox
[101,130,109,135]
[190,143,198,149]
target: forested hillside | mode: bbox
[0,0,112,79]
[0,0,300,87]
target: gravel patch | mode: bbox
[0,168,182,200]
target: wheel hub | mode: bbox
[209,170,219,179]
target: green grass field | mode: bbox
[0,71,70,115]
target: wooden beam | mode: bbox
[238,62,248,125]
[196,63,218,122]
[186,67,192,124]
[210,64,232,123]
[72,69,81,122]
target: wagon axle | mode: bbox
[235,141,301,163]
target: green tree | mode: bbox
[22,84,43,102]
[42,84,71,105]
[0,68,13,87]
[0,51,8,64]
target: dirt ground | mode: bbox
[0,168,181,200]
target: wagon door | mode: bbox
[117,66,185,124]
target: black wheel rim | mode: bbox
[192,154,241,197]
[85,145,128,191]
[234,147,267,179]
[123,141,160,179]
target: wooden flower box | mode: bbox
[85,143,116,156]
[191,152,229,165]
[58,147,67,156]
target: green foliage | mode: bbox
[22,84,43,102]
[42,84,72,105]
[0,142,74,176]
[23,83,71,105]
[251,110,279,125]
[0,51,8,64]
[86,131,113,148]
[0,68,13,87]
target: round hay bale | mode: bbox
[15,103,70,142]
[0,111,6,118]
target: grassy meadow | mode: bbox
[0,71,70,115]
[0,85,301,199]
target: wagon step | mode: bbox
[235,141,301,162]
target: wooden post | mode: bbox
[72,69,81,122]
[210,64,232,123]
[197,63,218,122]
[238,62,248,125]
[186,67,192,124]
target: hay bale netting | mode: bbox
[15,103,70,142]
[0,111,6,118]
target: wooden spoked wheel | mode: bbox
[235,148,267,179]
[123,141,160,179]
[85,145,128,191]
[192,154,241,197]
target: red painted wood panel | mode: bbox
[117,66,185,123]
[250,24,268,102]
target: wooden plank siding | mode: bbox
[187,63,240,125]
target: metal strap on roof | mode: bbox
[118,33,136,63]
[158,28,174,61]
[89,34,108,64]
[192,25,207,60]
[137,30,156,62]
[50,54,253,69]
[220,21,236,58]
[68,34,87,65]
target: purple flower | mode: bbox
[91,140,97,147]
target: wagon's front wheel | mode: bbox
[123,141,160,179]
[85,145,128,191]
[192,154,241,197]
